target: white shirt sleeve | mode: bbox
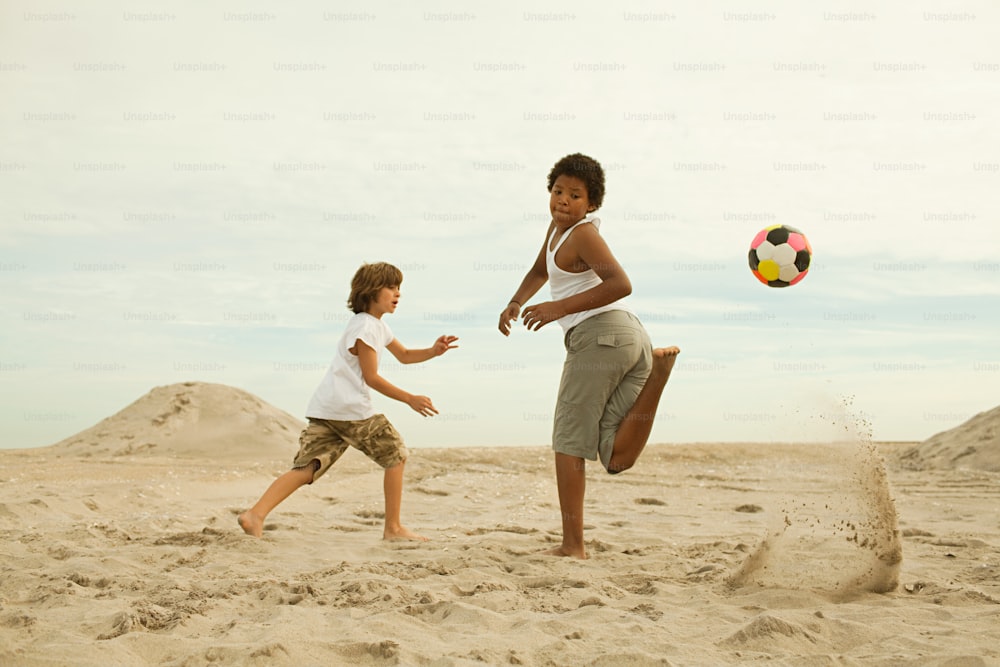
[345,315,393,357]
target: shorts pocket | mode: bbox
[597,333,635,348]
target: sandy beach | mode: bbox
[1,383,998,666]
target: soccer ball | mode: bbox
[748,225,812,287]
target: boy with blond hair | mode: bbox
[239,261,458,541]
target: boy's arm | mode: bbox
[386,336,458,365]
[499,223,552,336]
[355,339,438,416]
[522,224,632,331]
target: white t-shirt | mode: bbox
[306,312,395,420]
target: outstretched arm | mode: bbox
[356,339,438,416]
[387,336,458,365]
[499,223,552,336]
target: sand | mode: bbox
[1,383,998,666]
[897,405,1000,473]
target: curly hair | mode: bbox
[546,153,605,210]
[347,262,403,314]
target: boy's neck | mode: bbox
[559,211,595,226]
[365,308,385,320]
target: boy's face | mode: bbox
[549,174,595,228]
[368,285,400,318]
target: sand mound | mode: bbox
[898,405,1000,472]
[43,381,304,461]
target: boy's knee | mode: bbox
[606,460,633,475]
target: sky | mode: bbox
[2,0,998,451]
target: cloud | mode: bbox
[3,0,998,449]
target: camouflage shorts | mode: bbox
[293,413,408,483]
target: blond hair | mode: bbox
[347,262,403,313]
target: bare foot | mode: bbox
[383,525,429,542]
[651,345,680,377]
[540,545,588,560]
[237,511,264,538]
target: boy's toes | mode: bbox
[651,347,680,376]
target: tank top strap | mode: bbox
[548,218,594,255]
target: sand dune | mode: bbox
[42,382,303,461]
[1,386,998,665]
[898,405,1000,472]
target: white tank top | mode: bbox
[546,215,633,333]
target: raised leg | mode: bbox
[606,346,680,474]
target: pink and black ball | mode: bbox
[748,225,812,288]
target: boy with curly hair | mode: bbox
[498,153,680,559]
[239,261,458,541]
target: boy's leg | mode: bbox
[606,346,680,474]
[358,415,427,541]
[542,452,588,559]
[238,463,317,537]
[382,460,427,541]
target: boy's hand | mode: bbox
[433,335,459,356]
[521,301,563,331]
[407,394,439,417]
[498,302,520,336]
